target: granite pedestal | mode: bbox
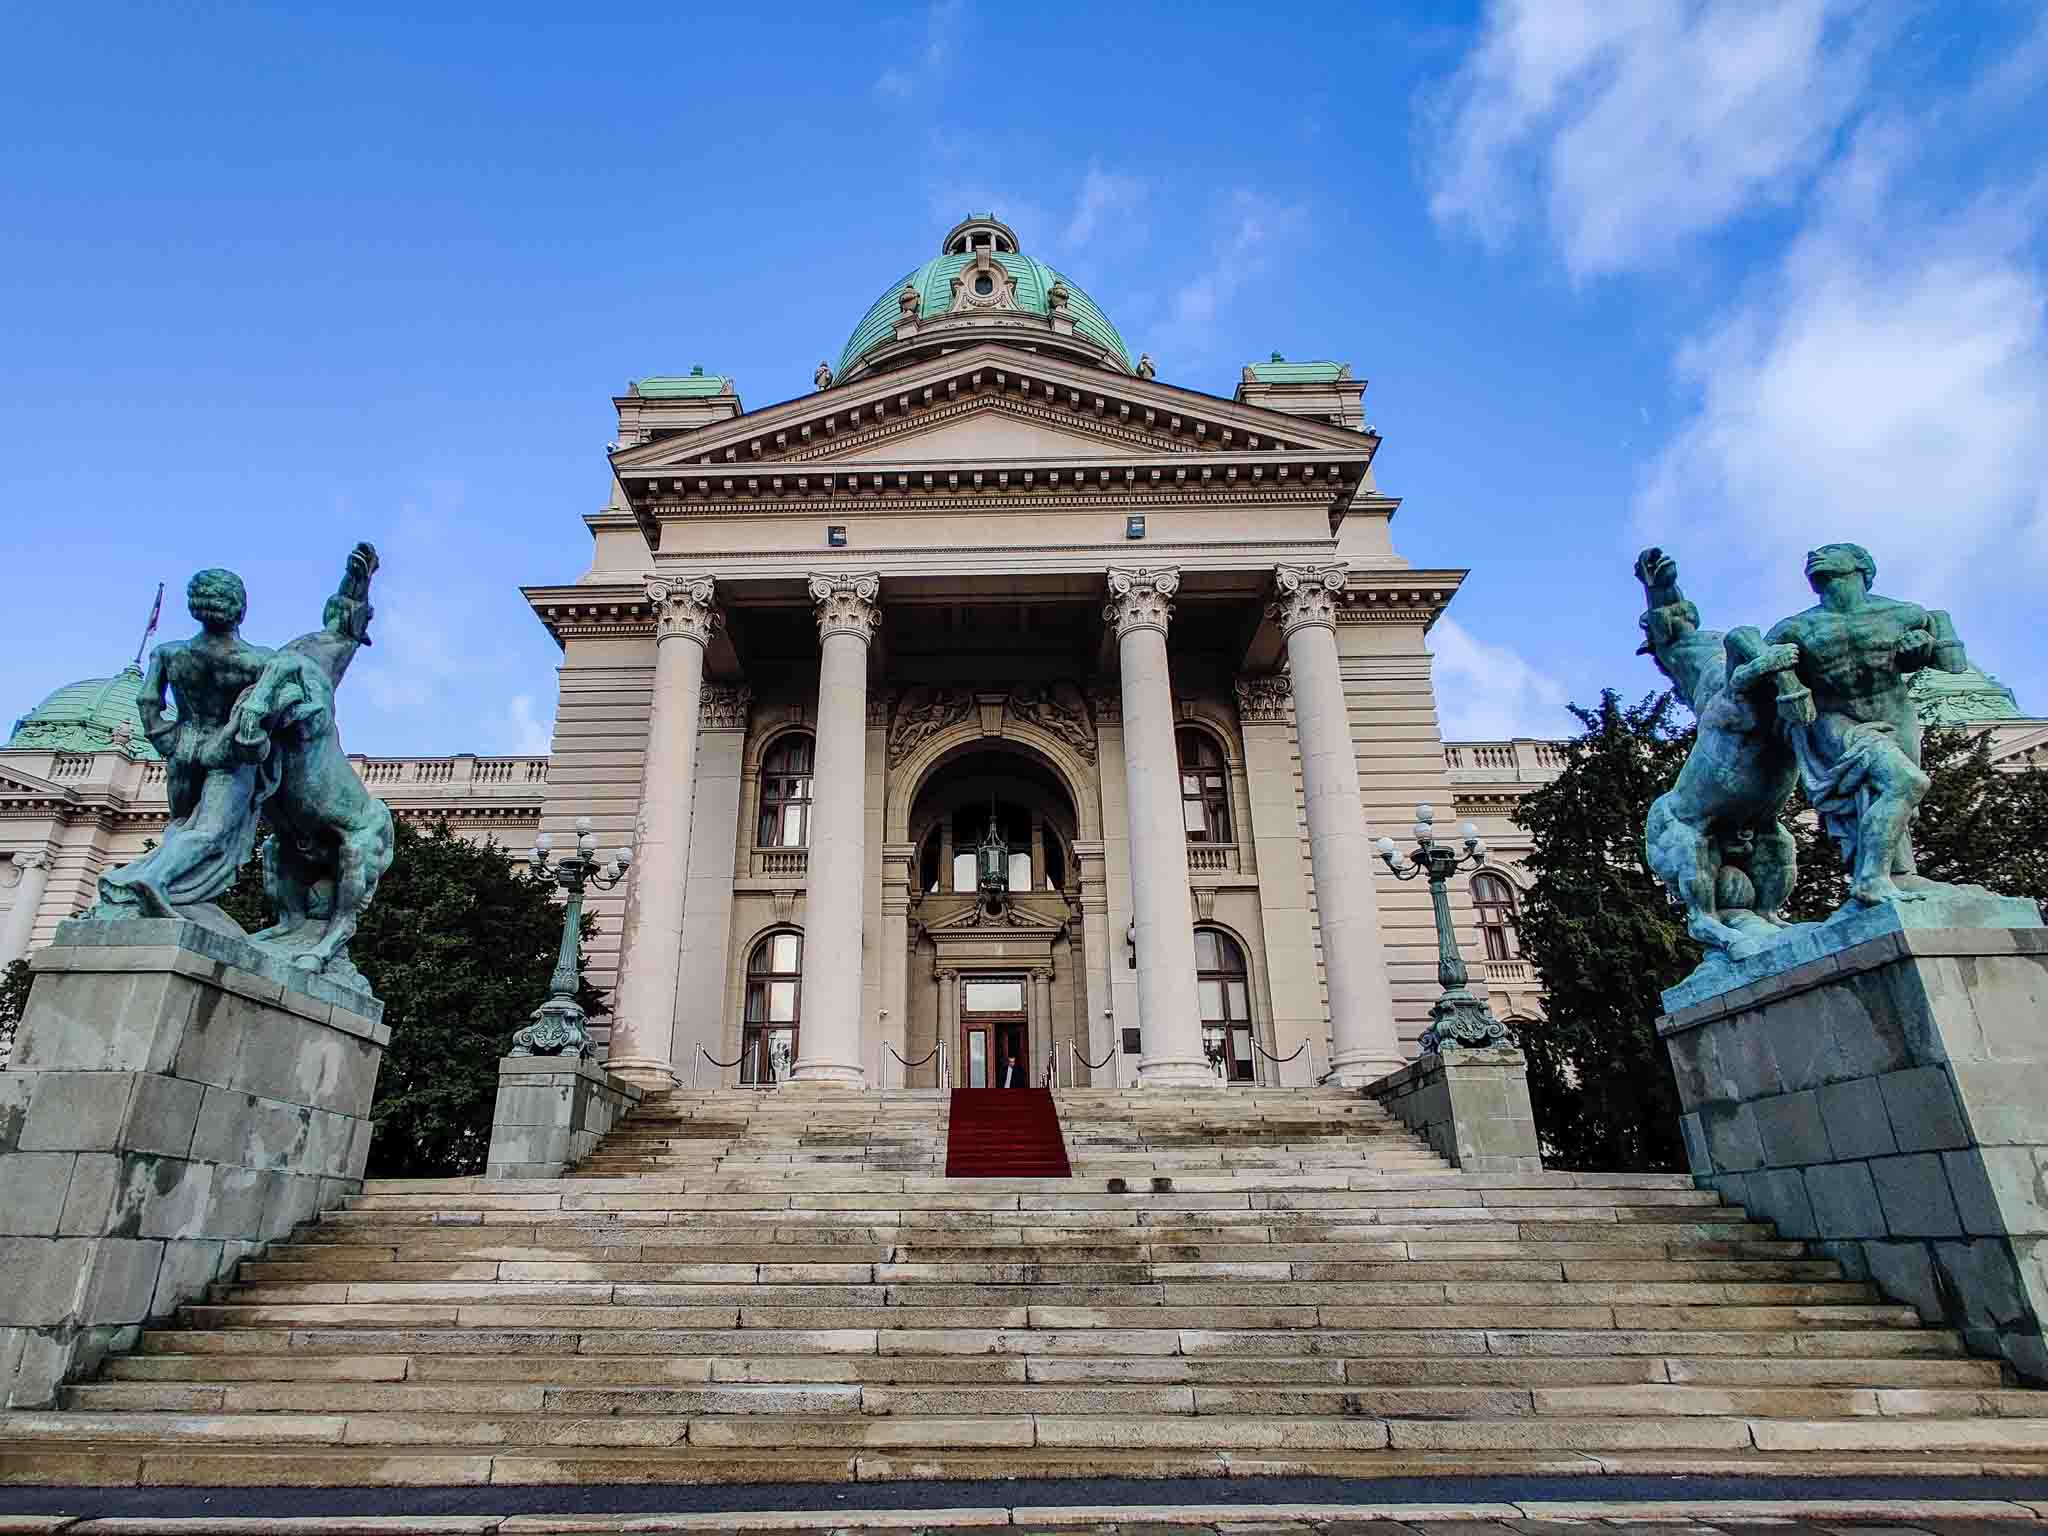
[1366,1045,1543,1174]
[1661,891,2048,1381]
[0,918,386,1407]
[485,1054,642,1179]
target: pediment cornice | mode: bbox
[606,342,1376,481]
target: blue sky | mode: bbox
[3,1,2043,754]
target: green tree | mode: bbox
[218,818,605,1177]
[1508,691,1697,1171]
[1513,703,2048,1173]
[0,957,30,1069]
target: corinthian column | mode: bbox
[1,850,52,968]
[792,573,881,1085]
[1104,567,1210,1085]
[1272,563,1401,1083]
[607,576,720,1090]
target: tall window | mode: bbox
[741,930,802,1083]
[758,734,814,848]
[1196,927,1254,1082]
[1178,729,1231,843]
[1472,872,1519,961]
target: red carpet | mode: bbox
[944,1087,1072,1178]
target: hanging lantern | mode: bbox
[976,810,1009,898]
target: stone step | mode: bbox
[135,1323,1976,1361]
[104,1347,2004,1390]
[12,1409,2048,1457]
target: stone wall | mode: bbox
[0,920,385,1406]
[1662,904,2048,1382]
[485,1054,642,1179]
[1366,1045,1542,1174]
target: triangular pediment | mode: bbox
[924,899,1069,934]
[0,762,70,798]
[610,342,1379,474]
[821,396,1176,464]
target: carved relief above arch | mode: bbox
[885,717,1102,845]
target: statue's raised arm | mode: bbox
[1631,548,1800,953]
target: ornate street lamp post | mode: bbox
[511,817,632,1059]
[1375,803,1510,1055]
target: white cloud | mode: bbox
[508,693,554,756]
[1429,617,1572,740]
[874,0,964,101]
[1423,0,1887,278]
[1637,121,2048,619]
[1065,168,1143,247]
[1159,192,1303,353]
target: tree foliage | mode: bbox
[0,957,30,1070]
[1513,701,2048,1172]
[217,818,605,1177]
[1508,692,1697,1172]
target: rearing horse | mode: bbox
[229,544,395,978]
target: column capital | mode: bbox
[934,965,959,982]
[1269,563,1348,636]
[7,849,50,872]
[1103,566,1180,639]
[647,575,722,645]
[1031,966,1053,983]
[1234,672,1292,724]
[699,683,752,732]
[808,573,882,643]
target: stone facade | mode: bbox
[0,919,385,1405]
[5,217,2041,1082]
[1661,895,2048,1383]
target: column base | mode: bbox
[1135,1055,1222,1086]
[1324,1050,1408,1088]
[789,1059,868,1086]
[603,1056,678,1093]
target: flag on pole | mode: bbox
[133,582,164,668]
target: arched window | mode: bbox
[1472,872,1519,961]
[741,930,802,1084]
[758,734,814,848]
[1178,729,1231,843]
[1195,927,1254,1082]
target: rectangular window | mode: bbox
[963,978,1024,1014]
[967,1029,988,1088]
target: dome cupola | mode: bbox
[833,215,1133,385]
[7,664,159,760]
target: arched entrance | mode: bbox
[903,743,1087,1088]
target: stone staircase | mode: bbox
[6,1084,2048,1488]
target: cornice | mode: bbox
[624,456,1368,516]
[610,342,1384,472]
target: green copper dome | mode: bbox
[836,216,1133,380]
[7,665,160,760]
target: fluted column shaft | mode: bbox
[792,574,880,1085]
[1105,567,1211,1085]
[608,578,721,1090]
[1274,563,1402,1082]
[1,851,52,968]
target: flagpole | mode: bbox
[132,582,165,669]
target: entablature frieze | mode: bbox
[624,459,1367,519]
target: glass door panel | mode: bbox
[966,1028,988,1088]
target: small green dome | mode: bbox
[837,217,1133,380]
[7,664,160,760]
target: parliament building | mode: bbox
[4,216,2037,1089]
